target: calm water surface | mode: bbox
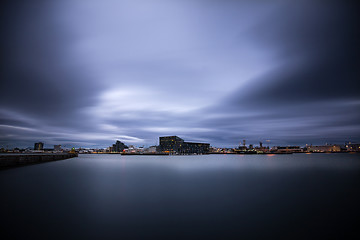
[1,153,360,239]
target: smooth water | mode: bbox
[1,153,360,239]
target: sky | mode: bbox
[1,0,359,148]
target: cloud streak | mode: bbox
[1,0,359,148]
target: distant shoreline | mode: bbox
[74,152,359,155]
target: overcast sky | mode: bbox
[1,0,359,148]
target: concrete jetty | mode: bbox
[0,153,78,169]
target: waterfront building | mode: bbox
[112,140,128,152]
[345,143,360,152]
[144,146,157,153]
[34,142,44,150]
[237,145,248,151]
[107,146,113,153]
[307,145,341,153]
[272,146,302,153]
[255,142,269,153]
[54,145,62,152]
[159,136,184,153]
[158,136,210,154]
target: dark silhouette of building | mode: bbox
[306,145,340,153]
[54,145,62,151]
[158,136,209,154]
[273,146,302,153]
[345,143,360,152]
[34,142,44,150]
[159,136,184,153]
[112,140,128,152]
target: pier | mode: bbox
[0,153,78,169]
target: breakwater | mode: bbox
[0,153,78,169]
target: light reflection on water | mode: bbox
[73,153,360,172]
[1,153,359,239]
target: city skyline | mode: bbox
[1,136,358,151]
[1,0,359,148]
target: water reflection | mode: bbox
[1,153,359,239]
[76,153,360,172]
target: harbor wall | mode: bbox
[0,153,78,169]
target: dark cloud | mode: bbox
[230,1,360,105]
[200,0,360,146]
[1,1,99,120]
[1,0,359,148]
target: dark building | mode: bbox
[159,136,184,153]
[306,145,340,153]
[181,142,211,154]
[34,142,44,150]
[54,145,62,151]
[158,136,210,154]
[112,140,128,152]
[345,143,360,152]
[273,146,302,153]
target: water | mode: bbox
[1,153,360,239]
